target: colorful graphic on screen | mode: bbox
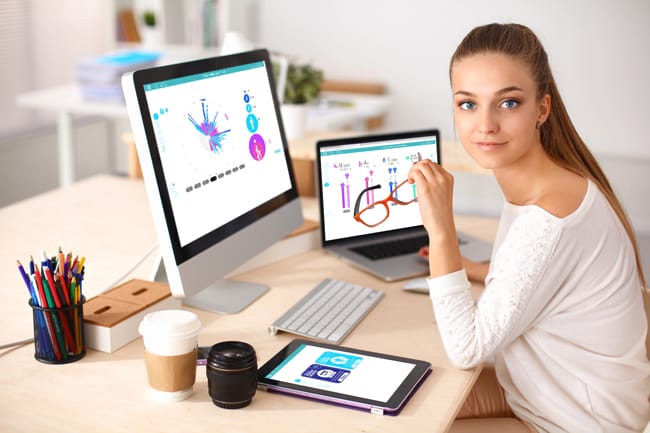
[319,139,437,241]
[143,61,292,247]
[266,344,415,403]
[187,99,231,154]
[249,133,266,160]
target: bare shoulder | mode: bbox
[536,173,588,218]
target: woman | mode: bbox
[409,23,650,432]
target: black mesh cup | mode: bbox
[29,296,86,364]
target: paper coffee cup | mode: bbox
[139,310,201,402]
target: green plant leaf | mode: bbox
[143,10,156,27]
[282,62,324,104]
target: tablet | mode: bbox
[257,339,431,415]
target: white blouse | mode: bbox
[427,180,650,433]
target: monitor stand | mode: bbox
[151,255,268,314]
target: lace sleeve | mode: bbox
[428,211,563,368]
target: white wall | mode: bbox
[0,0,114,134]
[245,0,650,230]
[28,0,114,96]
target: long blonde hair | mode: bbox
[450,23,647,289]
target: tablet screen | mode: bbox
[258,339,431,413]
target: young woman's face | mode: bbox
[450,53,549,171]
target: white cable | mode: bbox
[1,242,159,350]
[101,242,159,293]
[0,338,33,350]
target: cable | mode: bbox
[1,242,159,350]
[102,242,159,293]
[0,338,33,350]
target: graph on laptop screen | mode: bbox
[319,135,439,242]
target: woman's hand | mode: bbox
[408,160,456,239]
[409,160,462,277]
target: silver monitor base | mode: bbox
[151,254,268,314]
[182,280,268,314]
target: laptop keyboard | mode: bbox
[268,278,384,344]
[350,234,429,260]
[351,234,468,261]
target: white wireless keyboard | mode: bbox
[268,278,384,344]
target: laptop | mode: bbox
[316,129,493,282]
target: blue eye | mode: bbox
[458,101,476,110]
[501,99,519,109]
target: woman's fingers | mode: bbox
[409,159,450,185]
[408,159,456,234]
[408,159,434,181]
[409,160,453,196]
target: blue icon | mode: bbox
[316,351,362,370]
[301,364,350,383]
[244,93,250,103]
[246,104,252,113]
[246,114,259,133]
[153,113,159,120]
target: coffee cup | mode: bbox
[138,309,202,402]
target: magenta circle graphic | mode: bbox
[249,134,266,161]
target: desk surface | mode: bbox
[0,175,496,433]
[16,84,130,118]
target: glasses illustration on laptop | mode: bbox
[352,153,421,228]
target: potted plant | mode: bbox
[283,63,323,104]
[143,10,156,27]
[140,9,161,47]
[277,60,324,140]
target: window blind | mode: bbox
[0,0,32,136]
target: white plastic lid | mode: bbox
[138,309,201,341]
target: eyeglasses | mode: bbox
[353,179,418,227]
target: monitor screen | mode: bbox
[122,49,303,313]
[142,59,293,255]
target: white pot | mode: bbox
[280,104,309,141]
[141,27,163,48]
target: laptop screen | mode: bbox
[317,130,440,243]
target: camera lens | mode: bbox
[206,341,257,409]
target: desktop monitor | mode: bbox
[121,49,303,314]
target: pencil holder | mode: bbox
[29,296,86,364]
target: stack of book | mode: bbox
[75,50,161,102]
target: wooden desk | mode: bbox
[0,175,496,433]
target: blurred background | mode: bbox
[1,0,648,248]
